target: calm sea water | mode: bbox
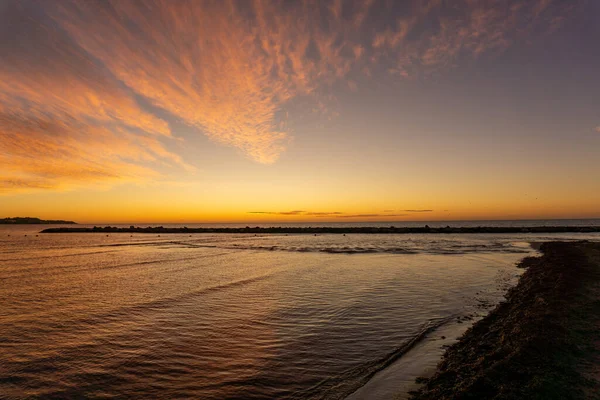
[1,221,599,399]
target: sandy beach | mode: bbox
[410,241,600,399]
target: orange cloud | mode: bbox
[335,214,407,218]
[248,211,307,216]
[0,1,189,192]
[0,0,578,193]
[0,113,181,193]
[0,2,170,138]
[50,0,357,163]
[245,210,426,218]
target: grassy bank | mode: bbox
[410,241,600,400]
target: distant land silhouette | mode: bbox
[1,217,76,224]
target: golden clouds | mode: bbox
[0,0,578,193]
[51,0,350,163]
[246,210,434,218]
[0,1,183,192]
[0,114,166,193]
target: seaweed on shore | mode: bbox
[409,241,600,399]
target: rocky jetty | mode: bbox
[40,225,600,234]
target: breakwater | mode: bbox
[41,226,600,234]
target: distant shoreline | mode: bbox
[40,225,600,234]
[1,217,76,225]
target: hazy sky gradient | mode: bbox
[1,0,598,223]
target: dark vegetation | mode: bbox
[1,217,76,224]
[410,241,600,399]
[41,226,600,234]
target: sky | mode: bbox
[0,0,599,223]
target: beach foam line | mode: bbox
[288,315,459,400]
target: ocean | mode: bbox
[1,220,600,399]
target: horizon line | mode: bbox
[65,217,600,225]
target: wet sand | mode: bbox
[347,322,478,400]
[409,241,600,399]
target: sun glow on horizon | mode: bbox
[0,0,598,221]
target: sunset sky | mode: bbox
[1,0,599,223]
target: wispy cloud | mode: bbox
[248,211,343,217]
[247,211,414,219]
[0,1,190,192]
[596,126,600,133]
[383,209,433,213]
[335,214,407,218]
[248,211,306,216]
[306,212,345,217]
[372,0,578,76]
[48,1,358,164]
[0,113,175,193]
[0,0,577,192]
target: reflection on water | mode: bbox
[1,226,599,399]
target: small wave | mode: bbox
[82,237,537,256]
[0,249,119,263]
[5,272,281,339]
[86,273,278,324]
[1,251,237,282]
[202,244,528,256]
[98,240,204,248]
[289,315,458,400]
[320,248,378,254]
